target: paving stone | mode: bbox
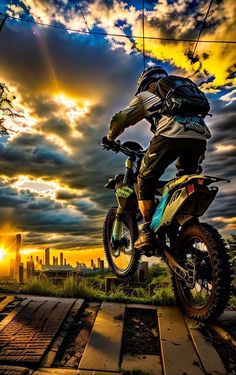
[79,302,125,372]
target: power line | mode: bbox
[1,12,236,44]
[76,1,90,32]
[0,14,8,32]
[192,0,214,57]
[142,0,146,70]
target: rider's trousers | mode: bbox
[137,135,207,200]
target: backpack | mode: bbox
[155,75,210,117]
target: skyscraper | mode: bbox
[60,252,63,266]
[15,234,21,278]
[45,248,50,266]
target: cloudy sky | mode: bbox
[0,0,235,253]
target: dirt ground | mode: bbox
[122,308,160,355]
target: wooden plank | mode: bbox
[0,296,15,313]
[157,306,205,375]
[79,302,125,372]
[41,298,84,367]
[33,369,80,374]
[0,298,32,332]
[126,304,157,311]
[185,319,226,375]
[0,296,76,367]
[0,365,33,374]
[122,354,162,375]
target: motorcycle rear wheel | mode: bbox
[103,207,141,278]
[173,223,232,320]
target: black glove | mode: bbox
[102,136,120,152]
[102,136,114,146]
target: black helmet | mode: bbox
[136,65,168,94]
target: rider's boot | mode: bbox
[134,221,154,257]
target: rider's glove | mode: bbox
[102,136,114,146]
[102,136,120,152]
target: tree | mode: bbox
[0,83,23,134]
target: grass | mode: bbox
[20,264,175,305]
[17,262,236,308]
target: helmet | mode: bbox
[136,65,168,94]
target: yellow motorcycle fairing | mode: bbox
[151,174,219,232]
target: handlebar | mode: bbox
[99,141,145,159]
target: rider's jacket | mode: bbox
[107,91,211,141]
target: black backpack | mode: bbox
[155,75,210,117]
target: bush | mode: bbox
[146,263,170,282]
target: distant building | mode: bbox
[60,252,63,266]
[100,260,104,272]
[36,256,39,263]
[97,258,101,268]
[26,261,35,279]
[19,263,24,283]
[90,259,94,268]
[41,265,80,281]
[15,234,21,278]
[10,259,15,280]
[45,248,50,266]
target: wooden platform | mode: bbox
[0,295,230,375]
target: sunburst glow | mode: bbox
[55,93,91,137]
[0,249,5,261]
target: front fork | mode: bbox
[111,158,134,254]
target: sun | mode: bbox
[0,249,5,261]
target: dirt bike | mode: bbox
[101,140,232,320]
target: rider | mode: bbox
[102,65,211,255]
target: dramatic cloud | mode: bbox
[0,0,235,252]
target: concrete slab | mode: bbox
[158,306,205,375]
[79,302,125,372]
[122,354,162,375]
[186,318,226,375]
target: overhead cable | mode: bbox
[1,12,236,44]
[192,0,215,57]
[142,0,146,70]
[0,14,8,32]
[76,1,90,32]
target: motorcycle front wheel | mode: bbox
[103,207,141,278]
[173,222,232,320]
